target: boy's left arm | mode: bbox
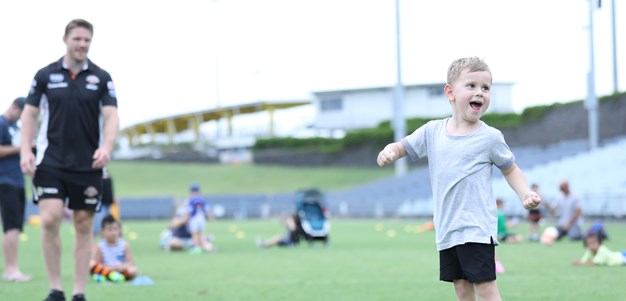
[206,205,215,221]
[501,163,541,210]
[123,243,135,269]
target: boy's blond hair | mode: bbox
[447,57,491,84]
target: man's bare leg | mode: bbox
[72,210,94,296]
[39,199,65,291]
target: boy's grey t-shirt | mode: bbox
[402,118,515,251]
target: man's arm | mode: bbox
[92,106,119,169]
[0,145,19,158]
[501,163,541,209]
[19,105,39,176]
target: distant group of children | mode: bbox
[159,183,216,254]
[89,181,218,284]
[496,189,624,269]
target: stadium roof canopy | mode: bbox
[121,100,311,145]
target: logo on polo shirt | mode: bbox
[47,82,68,89]
[47,73,68,89]
[107,81,116,98]
[86,75,100,84]
[49,73,64,82]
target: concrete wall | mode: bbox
[501,95,626,148]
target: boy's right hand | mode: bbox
[522,191,541,210]
[377,147,397,167]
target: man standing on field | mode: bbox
[20,19,119,301]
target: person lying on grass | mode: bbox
[572,233,626,267]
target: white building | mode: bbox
[312,82,514,130]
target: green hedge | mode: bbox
[253,136,344,153]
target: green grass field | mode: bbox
[106,161,394,197]
[2,219,625,301]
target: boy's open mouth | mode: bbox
[470,101,483,111]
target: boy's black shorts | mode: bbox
[528,209,542,222]
[439,241,496,283]
[0,184,26,232]
[32,166,103,212]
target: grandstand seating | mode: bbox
[327,137,626,218]
[492,137,626,217]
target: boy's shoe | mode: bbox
[255,236,265,248]
[92,274,105,283]
[43,289,66,301]
[71,294,87,301]
[108,271,126,283]
[189,247,203,255]
[159,230,172,251]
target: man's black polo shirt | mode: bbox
[26,57,117,172]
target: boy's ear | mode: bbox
[444,84,454,102]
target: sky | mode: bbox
[0,0,624,132]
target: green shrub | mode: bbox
[253,136,344,153]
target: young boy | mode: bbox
[494,198,522,274]
[90,215,138,282]
[496,199,522,243]
[184,183,213,254]
[377,57,541,301]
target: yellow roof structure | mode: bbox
[121,100,311,145]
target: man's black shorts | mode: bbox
[439,241,496,283]
[0,184,26,232]
[32,166,103,212]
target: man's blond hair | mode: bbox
[447,57,491,84]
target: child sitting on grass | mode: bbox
[90,215,138,282]
[572,233,626,267]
